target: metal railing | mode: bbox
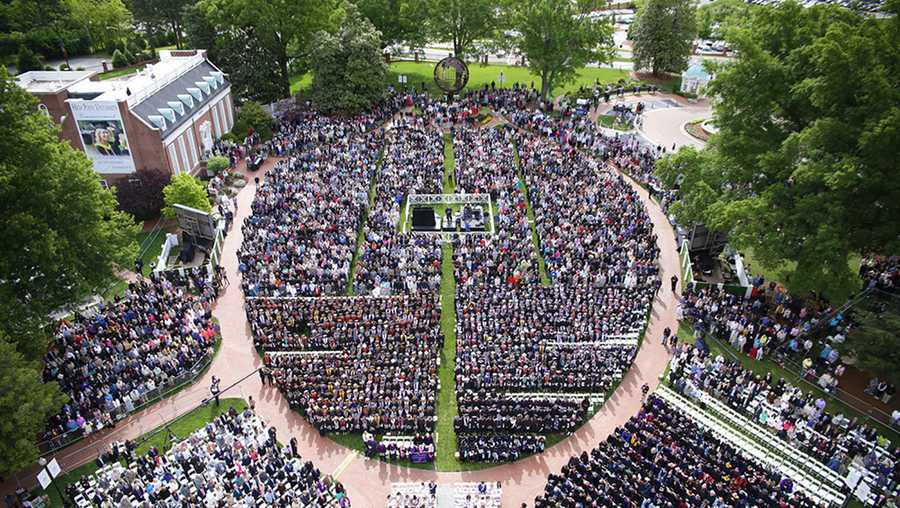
[34,345,216,457]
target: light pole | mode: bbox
[37,457,66,505]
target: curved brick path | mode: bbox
[5,123,683,508]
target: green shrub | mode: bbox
[111,49,129,69]
[16,46,42,73]
[207,155,230,175]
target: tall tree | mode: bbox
[423,0,499,59]
[198,0,336,99]
[839,300,900,387]
[0,334,68,476]
[0,69,138,358]
[182,2,218,54]
[163,174,211,218]
[215,25,284,103]
[631,0,697,75]
[510,0,615,99]
[129,0,193,49]
[655,1,900,301]
[355,0,427,48]
[310,2,388,114]
[67,0,133,53]
[696,0,754,39]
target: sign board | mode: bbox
[68,100,136,174]
[47,458,61,478]
[37,469,51,490]
[174,204,218,242]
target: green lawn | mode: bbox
[135,228,167,276]
[96,65,143,81]
[290,62,630,97]
[35,398,247,508]
[739,248,862,304]
[436,134,461,471]
[511,142,551,286]
[597,114,633,131]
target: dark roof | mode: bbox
[130,60,229,135]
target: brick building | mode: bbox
[16,50,234,186]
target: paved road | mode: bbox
[640,104,712,150]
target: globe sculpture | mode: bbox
[434,56,469,95]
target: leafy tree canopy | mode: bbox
[163,174,211,218]
[128,0,192,49]
[233,100,275,140]
[422,0,499,59]
[839,298,900,387]
[510,0,615,99]
[696,0,755,39]
[656,1,900,302]
[0,333,68,476]
[310,2,389,115]
[355,0,427,48]
[197,0,336,99]
[115,167,171,221]
[0,68,138,358]
[631,0,697,75]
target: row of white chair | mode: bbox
[697,390,846,488]
[657,385,846,507]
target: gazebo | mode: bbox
[680,63,712,95]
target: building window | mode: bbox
[211,101,221,137]
[178,136,190,173]
[168,144,180,175]
[224,96,233,130]
[218,102,228,133]
[99,179,109,189]
[187,129,198,168]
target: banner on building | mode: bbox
[69,100,136,174]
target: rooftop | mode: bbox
[15,70,96,94]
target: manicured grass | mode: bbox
[134,398,249,456]
[511,142,551,286]
[739,248,862,304]
[436,133,460,471]
[96,65,143,81]
[677,323,900,444]
[135,228,166,276]
[35,398,247,507]
[290,62,630,97]
[597,114,633,131]
[435,240,461,471]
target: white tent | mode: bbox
[681,63,712,95]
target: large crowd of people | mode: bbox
[253,295,442,435]
[536,394,827,507]
[41,275,217,447]
[352,116,444,296]
[669,343,899,501]
[66,407,348,507]
[238,114,384,297]
[443,102,660,462]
